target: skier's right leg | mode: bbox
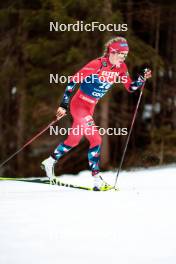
[84,122,111,190]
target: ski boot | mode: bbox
[93,174,113,191]
[41,156,57,184]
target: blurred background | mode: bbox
[0,0,175,178]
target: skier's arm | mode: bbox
[59,81,77,110]
[128,75,146,92]
[59,59,102,110]
[120,65,152,93]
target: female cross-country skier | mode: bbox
[41,36,152,191]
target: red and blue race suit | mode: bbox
[52,56,145,175]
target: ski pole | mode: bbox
[114,83,145,188]
[0,116,63,168]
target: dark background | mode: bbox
[0,0,175,177]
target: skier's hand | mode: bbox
[56,107,66,120]
[143,68,152,80]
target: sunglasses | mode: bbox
[111,51,128,58]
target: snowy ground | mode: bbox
[0,165,176,264]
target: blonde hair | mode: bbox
[103,36,127,57]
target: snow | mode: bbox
[0,165,176,264]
